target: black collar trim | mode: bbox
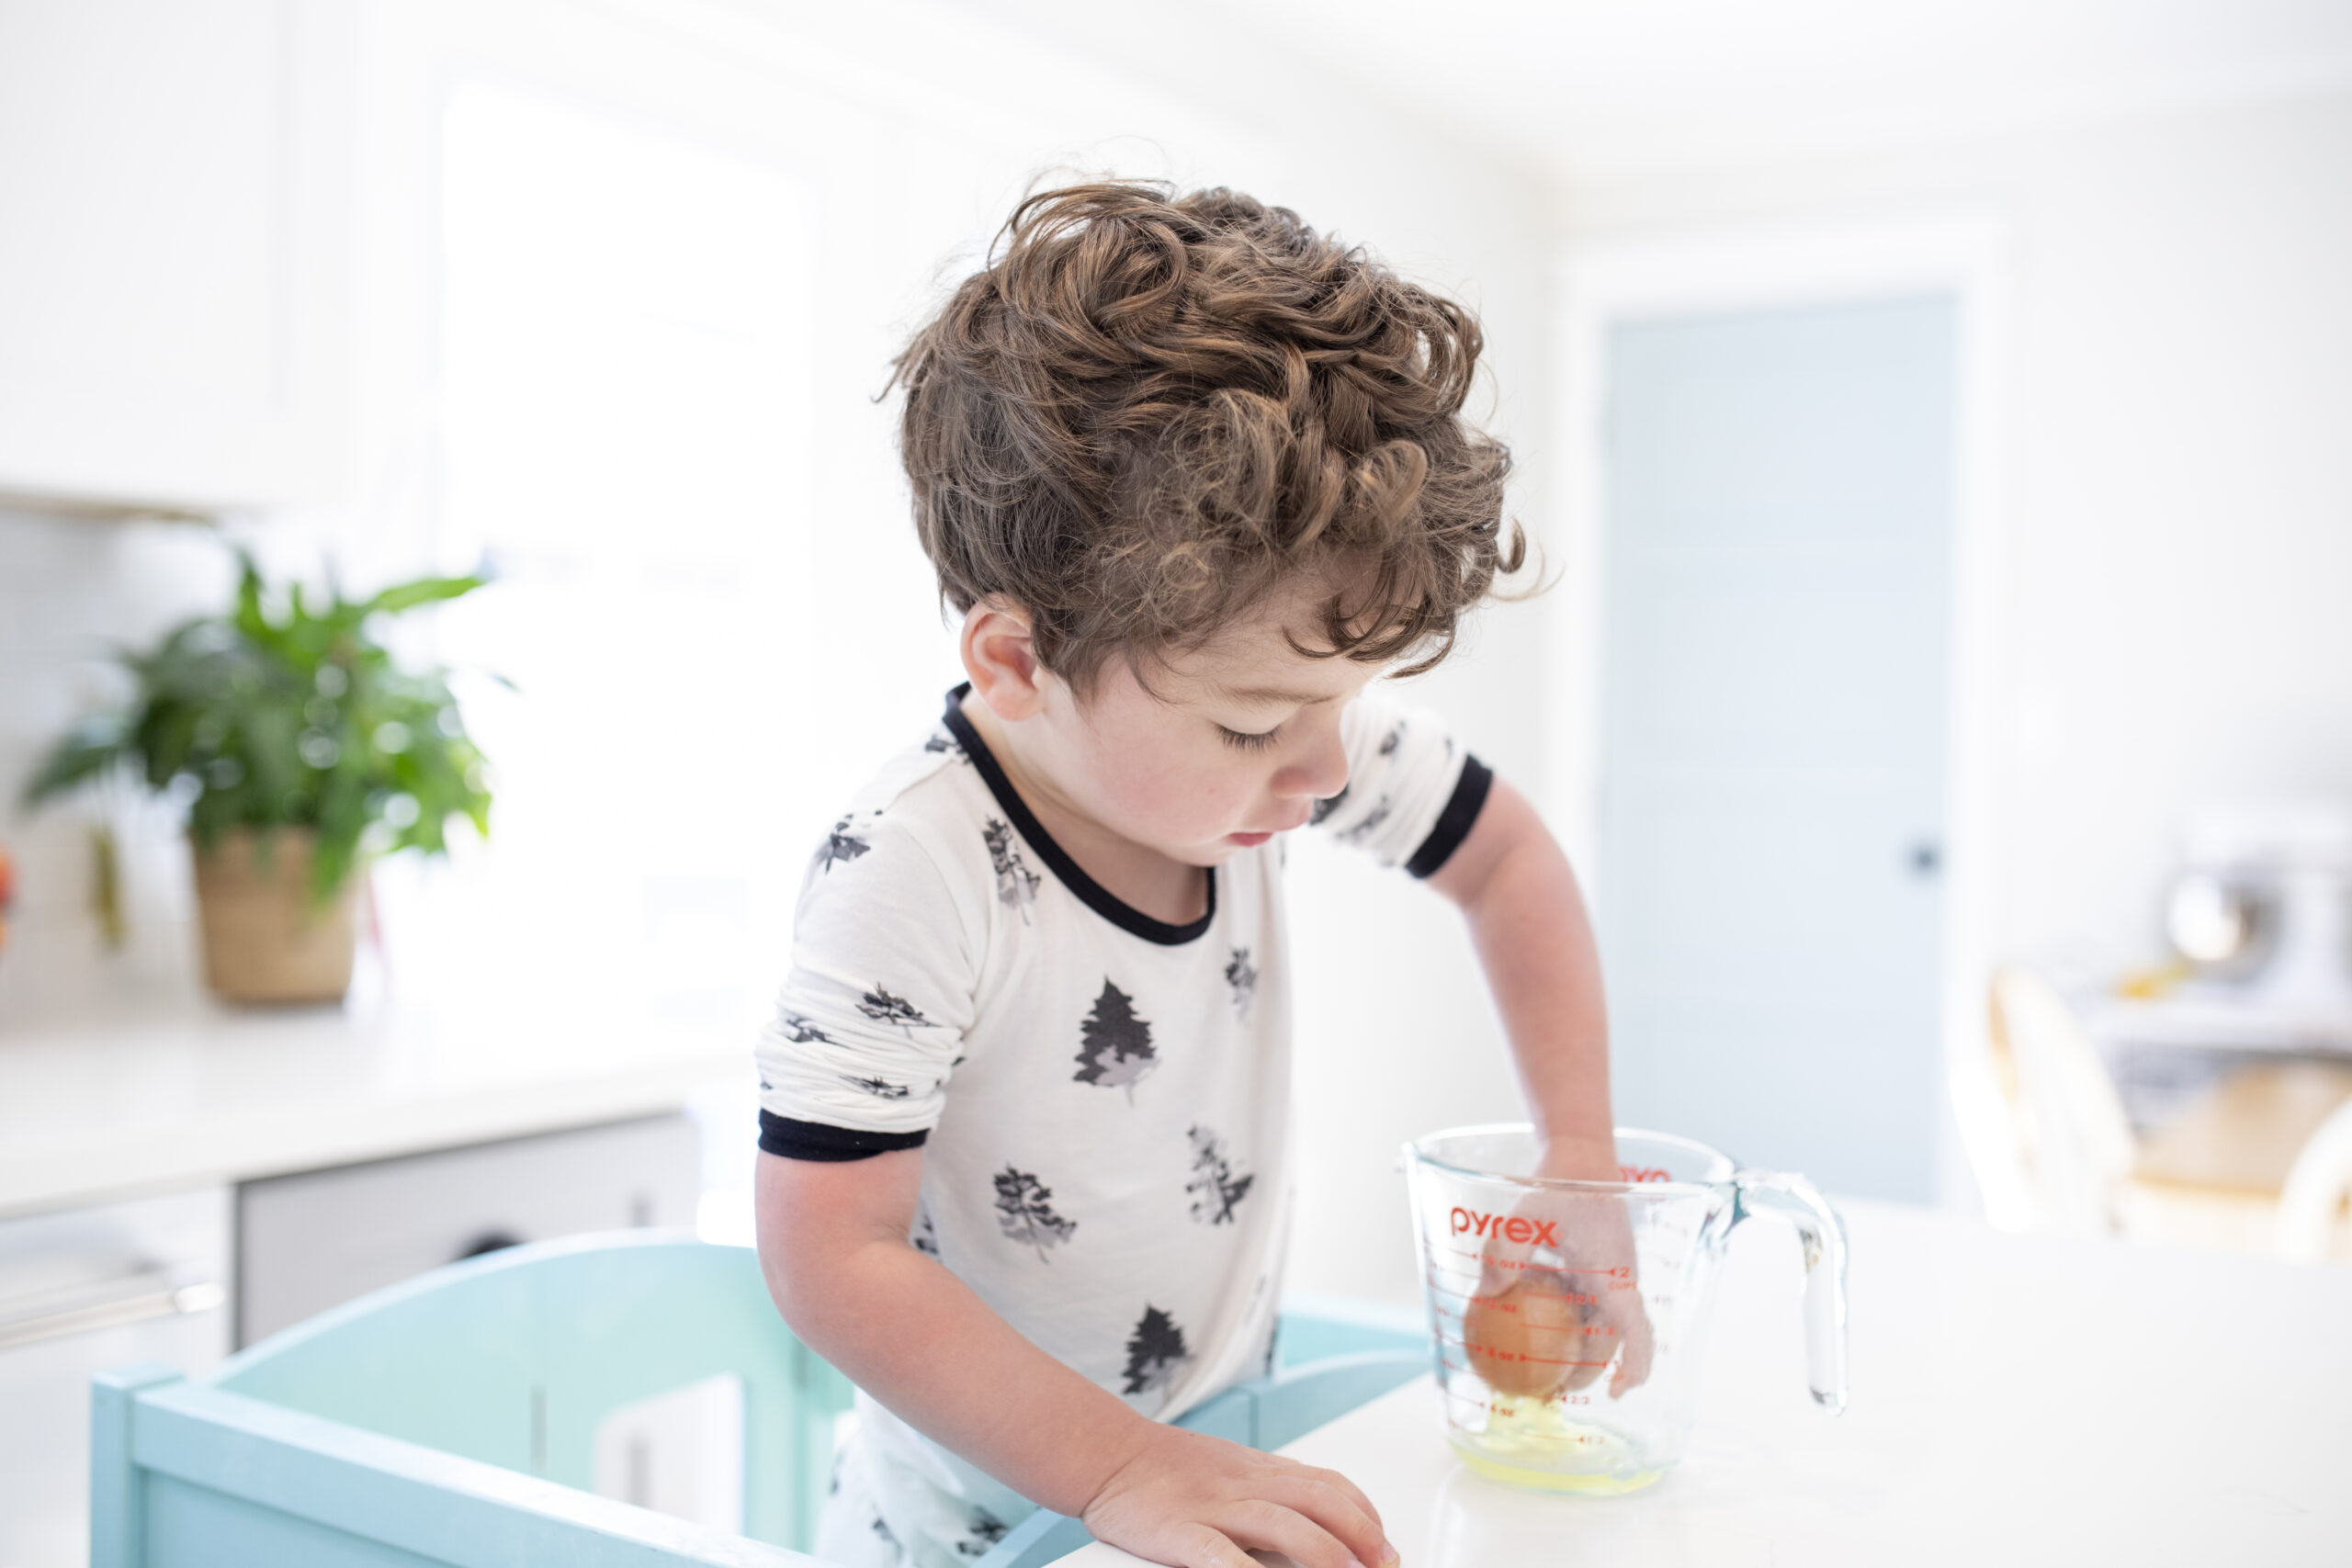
[942,684,1216,947]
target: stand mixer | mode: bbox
[2165,806,2352,1012]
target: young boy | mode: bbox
[754,182,1634,1568]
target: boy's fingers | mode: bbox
[1261,1472,1388,1566]
[1292,1461,1385,1539]
[1218,1498,1367,1568]
[1555,1298,1613,1393]
[1558,1355,1607,1393]
[1170,1522,1262,1568]
[1610,1302,1657,1396]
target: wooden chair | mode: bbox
[1984,966,2138,1234]
[1984,966,2352,1258]
[93,1231,1429,1568]
[2276,1093,2352,1262]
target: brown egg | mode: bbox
[1462,1272,1609,1401]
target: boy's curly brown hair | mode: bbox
[891,180,1521,690]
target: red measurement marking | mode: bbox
[1425,1269,1612,1311]
[1438,1247,1630,1279]
[1465,1392,1594,1412]
[1462,1343,1616,1368]
[1435,1312,1614,1340]
[1435,1251,1634,1283]
[1621,1166,1672,1183]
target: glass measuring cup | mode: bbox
[1404,1124,1848,1495]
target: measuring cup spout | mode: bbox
[1732,1170,1850,1415]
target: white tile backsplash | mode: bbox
[0,507,244,1021]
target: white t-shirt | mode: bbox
[756,683,1489,1567]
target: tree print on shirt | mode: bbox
[982,818,1041,920]
[812,814,872,874]
[857,986,929,1038]
[994,1166,1077,1261]
[1308,784,1351,827]
[1333,795,1392,847]
[1073,980,1158,1103]
[1122,1304,1190,1398]
[776,1011,832,1045]
[923,728,967,761]
[842,1073,911,1100]
[1379,722,1403,756]
[910,1201,940,1258]
[1186,1124,1255,1224]
[956,1509,1010,1558]
[1224,946,1258,1021]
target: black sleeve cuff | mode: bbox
[759,1110,930,1162]
[1404,756,1494,880]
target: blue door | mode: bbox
[1598,296,1955,1201]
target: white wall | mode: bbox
[1555,86,2352,987]
[0,0,1555,1300]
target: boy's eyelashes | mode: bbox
[1216,723,1282,752]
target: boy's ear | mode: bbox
[961,597,1047,720]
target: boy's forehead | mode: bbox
[1141,570,1391,705]
[1199,676,1346,707]
[1170,620,1380,706]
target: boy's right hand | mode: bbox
[1080,1422,1397,1568]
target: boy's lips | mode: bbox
[1226,814,1309,846]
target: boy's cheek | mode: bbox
[1113,769,1250,842]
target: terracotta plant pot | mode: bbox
[190,829,360,1005]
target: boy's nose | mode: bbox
[1274,729,1349,803]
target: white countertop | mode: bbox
[1070,1200,2352,1567]
[0,992,752,1219]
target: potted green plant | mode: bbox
[24,553,494,1004]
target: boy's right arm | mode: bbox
[755,1148,1397,1568]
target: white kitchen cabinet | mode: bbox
[236,1112,703,1346]
[0,1184,231,1568]
[0,0,354,512]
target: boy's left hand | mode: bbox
[1430,780,1651,1400]
[1534,1139,1656,1399]
[1461,1139,1655,1403]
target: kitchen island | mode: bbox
[1065,1199,2352,1566]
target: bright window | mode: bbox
[409,83,815,1032]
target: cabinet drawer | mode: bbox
[237,1114,699,1347]
[0,1186,231,1568]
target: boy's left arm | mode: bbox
[1427,774,1655,1398]
[1425,775,1618,1183]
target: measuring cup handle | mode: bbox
[1734,1170,1850,1415]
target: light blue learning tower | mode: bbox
[92,1233,1425,1567]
